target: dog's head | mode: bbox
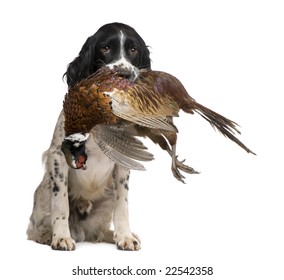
[64,22,151,88]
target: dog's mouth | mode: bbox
[108,65,140,82]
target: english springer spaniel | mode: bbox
[27,22,151,250]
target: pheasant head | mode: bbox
[61,133,89,169]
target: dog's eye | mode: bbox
[128,47,138,56]
[101,46,111,54]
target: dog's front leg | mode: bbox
[49,111,75,250]
[112,165,141,250]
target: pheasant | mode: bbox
[62,67,255,182]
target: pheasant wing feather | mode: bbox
[91,124,154,170]
[105,88,178,132]
[92,125,154,170]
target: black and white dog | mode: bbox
[27,23,151,250]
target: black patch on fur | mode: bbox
[49,172,54,181]
[53,182,60,192]
[54,160,60,177]
[124,183,129,190]
[54,167,59,177]
[77,210,88,220]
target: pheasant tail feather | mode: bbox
[191,102,256,155]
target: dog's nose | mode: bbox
[113,66,139,82]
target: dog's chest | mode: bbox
[68,136,115,201]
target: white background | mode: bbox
[0,0,283,279]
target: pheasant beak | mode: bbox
[61,133,89,170]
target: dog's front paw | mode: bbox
[114,232,141,251]
[51,236,76,251]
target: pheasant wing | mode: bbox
[105,86,179,132]
[91,124,154,170]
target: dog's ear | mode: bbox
[140,46,151,70]
[63,36,98,88]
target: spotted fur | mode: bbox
[27,111,140,250]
